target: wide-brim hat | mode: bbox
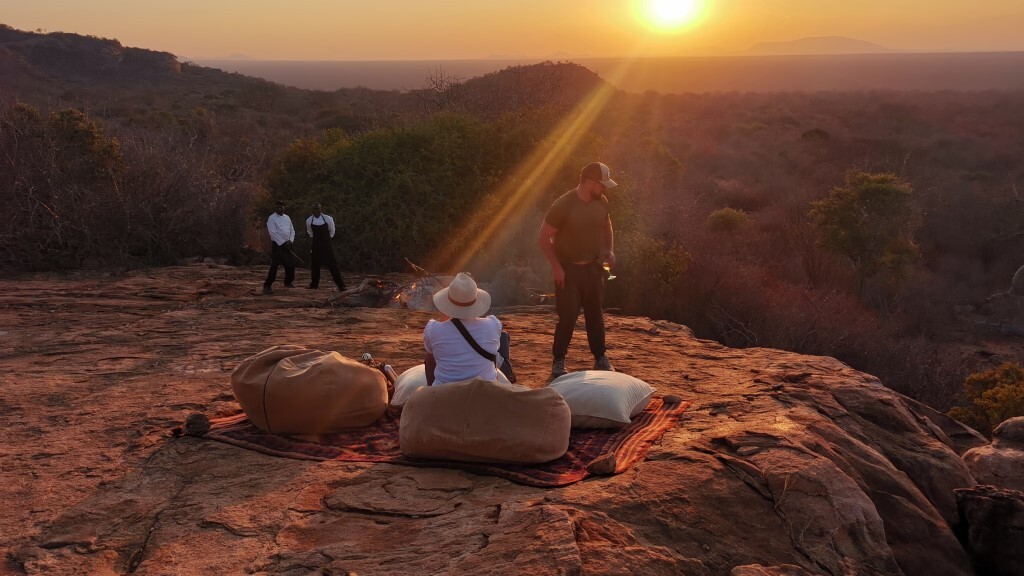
[433,273,491,319]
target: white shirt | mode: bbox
[267,213,295,246]
[305,214,336,238]
[423,316,501,385]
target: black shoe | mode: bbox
[306,284,317,289]
[549,359,568,382]
[262,285,272,294]
[284,283,295,288]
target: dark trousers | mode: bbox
[310,244,345,289]
[264,242,295,287]
[553,262,606,360]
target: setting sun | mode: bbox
[636,0,704,32]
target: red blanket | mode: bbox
[187,397,689,487]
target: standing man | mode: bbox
[263,200,296,294]
[305,203,346,291]
[538,161,617,380]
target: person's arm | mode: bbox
[306,216,313,238]
[602,216,615,268]
[424,353,437,386]
[538,221,565,289]
[328,215,336,238]
[287,218,295,243]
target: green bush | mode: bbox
[266,110,623,273]
[707,207,749,232]
[810,171,919,284]
[606,232,691,316]
[948,363,1024,436]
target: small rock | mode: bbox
[183,413,211,436]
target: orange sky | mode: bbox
[4,0,1024,60]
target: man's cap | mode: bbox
[275,200,286,206]
[581,162,617,189]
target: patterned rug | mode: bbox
[185,397,690,487]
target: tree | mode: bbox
[810,171,919,290]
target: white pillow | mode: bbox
[390,363,513,407]
[548,370,655,428]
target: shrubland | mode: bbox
[4,26,1024,414]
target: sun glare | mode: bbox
[636,0,703,32]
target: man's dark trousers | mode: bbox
[552,261,606,360]
[264,242,295,288]
[309,222,345,289]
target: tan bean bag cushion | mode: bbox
[548,370,655,428]
[231,345,388,434]
[399,378,571,464]
[390,363,513,407]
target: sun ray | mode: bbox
[429,55,649,274]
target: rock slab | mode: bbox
[0,265,979,575]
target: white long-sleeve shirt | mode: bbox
[305,214,336,238]
[267,213,295,246]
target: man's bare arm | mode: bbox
[538,221,565,289]
[602,216,616,267]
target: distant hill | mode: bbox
[743,36,899,56]
[0,24,606,141]
[0,24,182,82]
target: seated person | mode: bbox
[424,273,506,386]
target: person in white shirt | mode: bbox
[423,273,507,386]
[263,200,296,294]
[305,203,346,291]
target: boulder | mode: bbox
[955,485,1024,576]
[963,416,1024,491]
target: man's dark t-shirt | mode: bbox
[544,190,609,265]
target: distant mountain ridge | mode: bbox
[0,23,182,82]
[743,36,899,56]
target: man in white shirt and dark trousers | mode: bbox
[305,203,346,291]
[263,200,296,294]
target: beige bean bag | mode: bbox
[390,363,513,407]
[399,378,571,464]
[231,345,388,434]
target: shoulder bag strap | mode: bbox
[450,319,496,362]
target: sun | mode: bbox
[635,0,704,32]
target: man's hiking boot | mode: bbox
[262,285,272,295]
[549,359,568,381]
[593,355,615,371]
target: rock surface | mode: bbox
[963,417,1024,491]
[1,265,978,575]
[955,485,1024,576]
